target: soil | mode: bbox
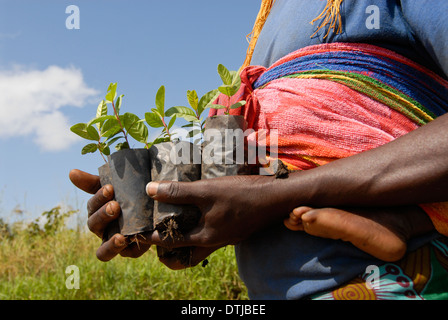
[275,160,291,179]
[149,141,201,267]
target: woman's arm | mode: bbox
[70,112,448,265]
[279,111,448,208]
[146,112,448,250]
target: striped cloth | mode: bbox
[209,42,448,236]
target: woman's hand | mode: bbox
[145,175,289,248]
[69,169,151,261]
[69,169,288,268]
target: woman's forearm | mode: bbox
[138,113,448,248]
[275,113,448,209]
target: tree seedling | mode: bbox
[210,64,246,114]
[144,85,178,145]
[165,88,219,144]
[165,64,244,144]
[70,83,150,162]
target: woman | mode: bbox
[70,0,448,299]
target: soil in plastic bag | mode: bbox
[108,148,153,238]
[149,141,201,266]
[98,162,120,241]
[201,115,250,179]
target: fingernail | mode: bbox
[105,202,114,216]
[114,236,127,247]
[146,182,159,198]
[289,212,300,222]
[102,184,112,198]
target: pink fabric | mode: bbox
[210,73,419,170]
[254,77,419,169]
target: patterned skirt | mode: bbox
[312,237,448,300]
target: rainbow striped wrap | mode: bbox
[211,42,448,236]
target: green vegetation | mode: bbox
[70,83,151,163]
[0,207,248,300]
[70,64,245,155]
[210,64,246,114]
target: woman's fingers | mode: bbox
[70,168,152,261]
[87,200,121,238]
[69,169,102,195]
[87,184,115,217]
[96,234,128,262]
[96,234,151,262]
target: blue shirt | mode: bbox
[236,0,446,300]
[251,0,448,78]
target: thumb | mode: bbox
[146,180,200,205]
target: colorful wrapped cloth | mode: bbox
[311,237,448,300]
[209,42,448,299]
[210,42,448,236]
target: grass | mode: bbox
[0,208,248,300]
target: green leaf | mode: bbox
[81,143,98,155]
[165,106,196,118]
[95,100,109,131]
[87,115,115,128]
[218,84,238,97]
[105,83,117,103]
[152,109,163,120]
[96,100,108,126]
[218,64,232,85]
[181,115,200,122]
[155,85,165,116]
[229,70,237,81]
[129,118,149,144]
[168,115,177,130]
[230,101,246,109]
[120,113,148,143]
[105,136,123,147]
[209,104,227,110]
[231,72,241,89]
[101,119,122,138]
[198,89,219,116]
[115,94,124,115]
[86,125,100,141]
[115,141,130,151]
[152,136,171,145]
[98,143,110,156]
[70,123,91,140]
[101,146,111,156]
[145,112,164,128]
[187,90,199,111]
[120,112,139,130]
[186,129,201,138]
[70,123,100,141]
[181,123,195,128]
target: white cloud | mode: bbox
[0,65,99,151]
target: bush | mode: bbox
[0,207,248,300]
[26,206,77,237]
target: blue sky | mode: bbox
[0,1,260,223]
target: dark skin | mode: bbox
[69,112,448,268]
[284,205,433,261]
